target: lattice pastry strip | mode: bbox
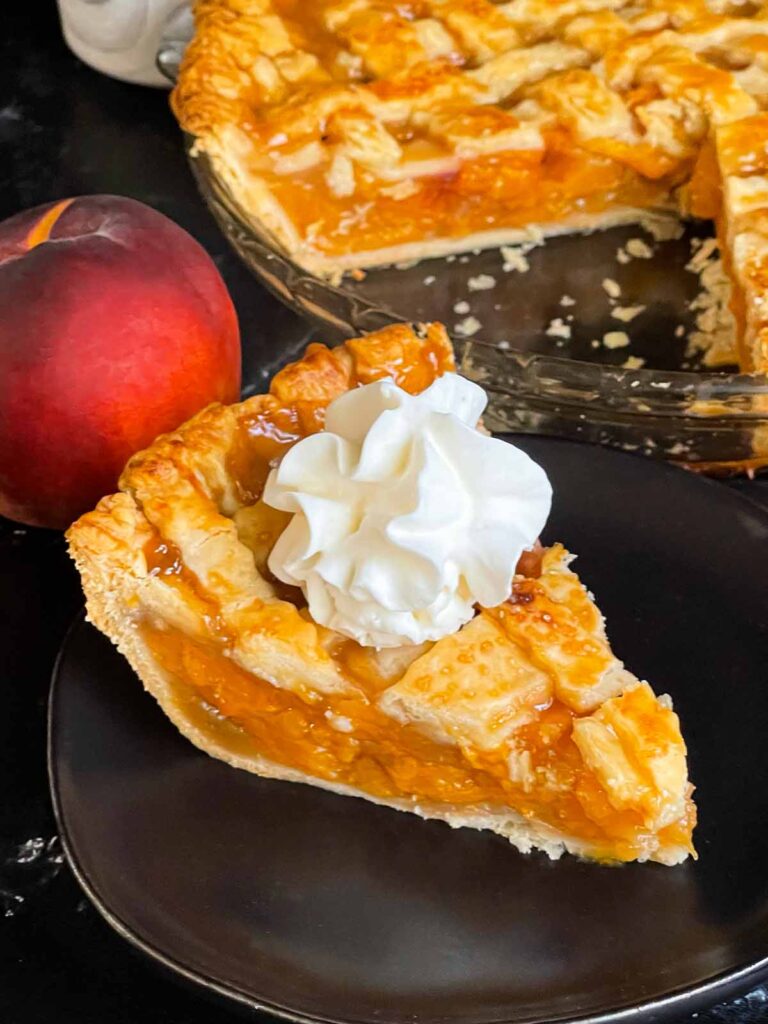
[325,5,462,76]
[424,0,522,59]
[68,323,696,864]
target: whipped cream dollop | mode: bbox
[263,374,552,648]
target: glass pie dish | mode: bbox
[188,143,768,475]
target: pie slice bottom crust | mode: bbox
[67,323,696,865]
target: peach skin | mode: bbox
[0,195,241,528]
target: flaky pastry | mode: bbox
[172,0,768,372]
[68,323,695,865]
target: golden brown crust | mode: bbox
[171,0,688,275]
[172,0,768,370]
[70,582,589,861]
[71,323,456,701]
[68,322,694,865]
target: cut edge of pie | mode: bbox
[188,119,678,275]
[64,508,600,861]
[67,322,696,866]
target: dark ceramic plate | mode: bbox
[50,438,768,1024]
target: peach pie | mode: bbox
[172,0,768,372]
[67,323,696,865]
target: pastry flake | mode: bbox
[68,323,696,865]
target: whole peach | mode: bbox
[0,195,241,528]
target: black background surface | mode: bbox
[1,4,768,1023]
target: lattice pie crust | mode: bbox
[67,324,695,864]
[173,0,768,372]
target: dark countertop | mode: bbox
[1,4,767,1023]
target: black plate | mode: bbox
[49,438,768,1024]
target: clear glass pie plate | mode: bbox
[189,145,768,475]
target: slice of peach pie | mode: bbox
[67,323,696,864]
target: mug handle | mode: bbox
[155,2,194,84]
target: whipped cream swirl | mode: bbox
[263,374,552,648]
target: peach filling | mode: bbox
[264,133,684,259]
[142,539,694,862]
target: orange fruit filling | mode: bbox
[142,614,694,863]
[264,137,681,258]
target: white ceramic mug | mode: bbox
[57,0,193,88]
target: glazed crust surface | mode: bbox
[172,0,768,371]
[68,323,695,865]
